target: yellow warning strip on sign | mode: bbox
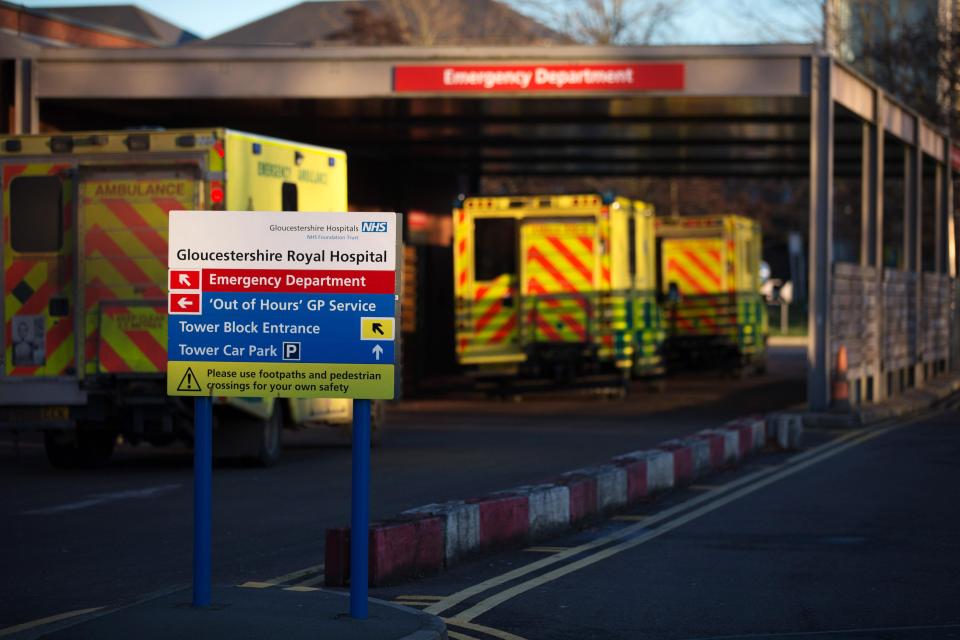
[167,361,395,399]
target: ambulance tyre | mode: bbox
[44,428,116,468]
[253,403,283,467]
[348,400,386,447]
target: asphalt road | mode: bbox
[378,402,960,639]
[0,349,805,629]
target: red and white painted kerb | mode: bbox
[325,413,801,587]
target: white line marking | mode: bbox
[449,422,905,622]
[23,484,182,515]
[424,426,882,618]
[397,595,445,601]
[283,586,320,593]
[0,607,103,637]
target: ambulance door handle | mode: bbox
[501,296,514,308]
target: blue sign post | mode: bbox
[167,211,400,619]
[350,398,371,619]
[193,396,213,608]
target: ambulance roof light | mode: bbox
[125,134,150,152]
[50,136,73,153]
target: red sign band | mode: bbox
[394,63,684,93]
[202,269,396,294]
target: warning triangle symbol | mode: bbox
[177,367,203,393]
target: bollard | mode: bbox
[831,344,850,410]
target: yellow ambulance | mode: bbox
[0,128,382,467]
[453,193,664,391]
[655,215,768,372]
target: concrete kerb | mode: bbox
[325,410,804,588]
[559,465,628,513]
[503,484,571,538]
[805,373,960,429]
[402,501,480,567]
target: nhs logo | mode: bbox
[361,221,388,233]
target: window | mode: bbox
[628,217,637,278]
[10,176,63,253]
[281,182,298,212]
[474,218,517,281]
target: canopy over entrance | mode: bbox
[5,43,955,408]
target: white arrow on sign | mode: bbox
[177,297,194,309]
[178,274,192,287]
[372,344,384,361]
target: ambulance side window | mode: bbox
[282,182,298,211]
[10,176,63,253]
[474,218,517,281]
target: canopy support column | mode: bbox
[808,55,834,412]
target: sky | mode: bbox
[20,0,814,43]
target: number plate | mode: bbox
[0,406,70,423]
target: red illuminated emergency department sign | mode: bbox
[393,63,684,93]
[167,211,400,399]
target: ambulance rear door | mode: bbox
[77,167,200,377]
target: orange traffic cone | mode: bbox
[831,344,850,410]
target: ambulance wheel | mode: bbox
[44,429,116,468]
[370,400,386,446]
[254,403,283,467]
[44,432,79,468]
[350,401,386,447]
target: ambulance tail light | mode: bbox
[213,140,225,158]
[209,181,225,209]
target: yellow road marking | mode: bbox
[283,586,320,593]
[292,573,326,588]
[611,515,648,522]
[263,563,325,586]
[424,426,880,618]
[239,581,274,589]
[396,595,444,601]
[445,618,530,640]
[448,421,907,622]
[0,607,103,637]
[524,546,569,553]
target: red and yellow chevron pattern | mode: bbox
[522,223,596,344]
[80,176,195,374]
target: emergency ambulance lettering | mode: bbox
[94,182,185,197]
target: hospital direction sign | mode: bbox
[166,211,400,399]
